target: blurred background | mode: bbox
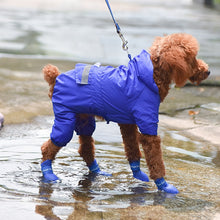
[0,0,219,69]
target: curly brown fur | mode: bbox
[119,124,142,162]
[78,135,95,166]
[139,134,165,180]
[41,139,61,162]
[150,33,209,101]
[43,64,60,99]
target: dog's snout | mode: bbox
[207,70,211,75]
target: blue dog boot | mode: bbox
[88,159,112,176]
[155,177,179,194]
[41,159,60,182]
[129,160,149,182]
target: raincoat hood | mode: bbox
[133,50,159,94]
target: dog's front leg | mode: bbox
[140,134,179,194]
[119,124,149,182]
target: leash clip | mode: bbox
[118,29,131,60]
[118,31,128,51]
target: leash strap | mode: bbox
[105,0,132,60]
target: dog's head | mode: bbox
[150,33,210,87]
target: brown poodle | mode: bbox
[40,33,210,194]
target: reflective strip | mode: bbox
[81,65,92,84]
[156,180,166,187]
[90,166,99,172]
[42,167,52,173]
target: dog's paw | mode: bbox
[41,159,61,183]
[129,160,149,182]
[42,173,61,183]
[155,177,179,194]
[159,183,179,194]
[88,159,112,177]
[132,170,149,182]
[96,170,112,177]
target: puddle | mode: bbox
[201,103,220,112]
[0,117,219,219]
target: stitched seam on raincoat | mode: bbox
[91,67,105,117]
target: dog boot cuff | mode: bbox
[155,177,179,194]
[129,160,149,182]
[88,159,112,176]
[41,159,60,182]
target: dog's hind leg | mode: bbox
[41,139,61,162]
[140,134,178,194]
[77,114,111,176]
[78,135,95,166]
[41,139,61,182]
[78,135,111,176]
[119,124,149,182]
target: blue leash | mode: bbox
[105,0,132,60]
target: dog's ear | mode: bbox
[159,47,190,87]
[177,33,199,58]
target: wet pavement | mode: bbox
[0,115,220,219]
[160,85,220,146]
[0,0,220,219]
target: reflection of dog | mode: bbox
[40,33,210,193]
[0,112,4,129]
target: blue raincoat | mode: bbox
[50,50,160,147]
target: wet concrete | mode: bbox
[160,85,220,147]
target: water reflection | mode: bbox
[35,171,213,219]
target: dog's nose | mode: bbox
[207,70,211,75]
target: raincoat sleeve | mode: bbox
[132,90,160,136]
[75,114,96,136]
[134,112,159,135]
[50,103,76,147]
